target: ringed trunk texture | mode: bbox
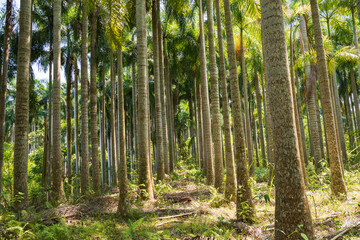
[223,0,254,221]
[52,0,65,202]
[152,0,165,181]
[137,0,154,199]
[13,0,32,210]
[81,0,90,194]
[199,0,214,185]
[110,52,118,185]
[254,73,266,167]
[260,0,314,238]
[117,48,128,215]
[0,0,12,197]
[90,8,100,192]
[309,0,347,197]
[215,0,236,200]
[206,0,223,190]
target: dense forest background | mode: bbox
[0,0,359,239]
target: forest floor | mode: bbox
[1,161,360,239]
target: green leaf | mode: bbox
[301,233,309,240]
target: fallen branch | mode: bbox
[330,221,360,240]
[158,212,195,220]
[156,220,182,227]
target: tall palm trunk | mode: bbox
[345,85,355,149]
[74,66,80,193]
[110,52,118,185]
[254,73,266,167]
[164,49,174,172]
[215,0,236,199]
[101,65,107,187]
[152,0,165,181]
[350,67,360,141]
[223,0,254,221]
[290,26,308,184]
[260,0,314,238]
[299,16,322,170]
[117,48,128,215]
[310,0,347,197]
[0,0,12,197]
[199,0,214,185]
[332,72,347,162]
[240,30,254,176]
[13,0,32,210]
[206,0,223,189]
[158,18,169,175]
[81,0,90,193]
[52,0,64,202]
[90,8,100,192]
[66,35,72,194]
[137,0,154,199]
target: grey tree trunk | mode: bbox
[0,0,12,197]
[137,0,154,199]
[117,48,128,215]
[13,0,32,210]
[110,52,118,185]
[254,73,266,167]
[199,0,214,185]
[81,0,90,193]
[90,8,100,192]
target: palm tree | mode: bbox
[299,15,322,171]
[198,0,214,185]
[223,0,254,221]
[215,0,236,200]
[254,73,266,167]
[81,0,90,193]
[152,0,165,181]
[206,0,223,190]
[260,0,315,238]
[52,0,65,202]
[90,7,100,192]
[137,0,154,199]
[13,0,32,210]
[0,0,12,198]
[310,0,347,197]
[117,47,128,215]
[110,51,118,185]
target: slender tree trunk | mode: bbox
[299,16,322,170]
[110,52,118,185]
[137,0,154,199]
[66,43,72,194]
[90,8,100,192]
[345,85,355,149]
[251,103,259,167]
[132,62,136,173]
[52,0,64,202]
[206,0,223,189]
[164,50,174,172]
[47,41,53,192]
[350,67,360,143]
[215,0,236,200]
[101,65,107,187]
[152,0,165,181]
[296,77,308,165]
[254,73,266,167]
[290,27,308,184]
[117,48,128,215]
[223,0,254,221]
[199,0,214,185]
[332,72,347,162]
[0,0,12,197]
[81,0,90,193]
[310,0,347,197]
[13,0,31,210]
[261,0,314,238]
[74,66,80,193]
[240,30,254,176]
[158,18,169,176]
[42,116,49,187]
[196,83,204,169]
